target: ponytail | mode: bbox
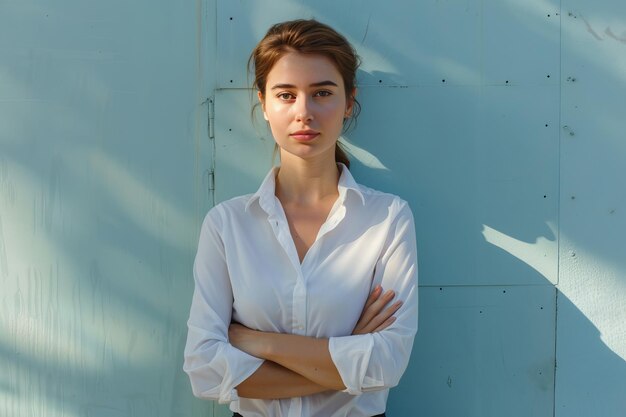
[335,142,350,169]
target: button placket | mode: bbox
[268,213,300,273]
[272,197,306,271]
[292,276,307,335]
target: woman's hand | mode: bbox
[352,286,403,335]
[229,322,266,358]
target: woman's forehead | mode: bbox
[267,52,343,87]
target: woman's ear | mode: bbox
[345,87,358,118]
[257,91,268,121]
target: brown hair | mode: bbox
[249,19,361,169]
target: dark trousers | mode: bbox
[233,413,385,417]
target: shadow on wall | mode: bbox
[0,1,207,416]
[0,154,201,416]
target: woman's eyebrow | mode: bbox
[270,80,339,89]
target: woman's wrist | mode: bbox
[257,331,279,360]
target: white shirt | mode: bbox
[184,163,418,417]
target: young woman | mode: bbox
[184,19,418,417]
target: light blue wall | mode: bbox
[556,1,626,416]
[0,0,216,416]
[1,0,624,416]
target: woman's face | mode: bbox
[259,52,354,163]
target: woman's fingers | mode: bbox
[361,289,396,324]
[361,299,403,334]
[353,287,403,335]
[353,287,382,334]
[361,285,382,313]
[353,286,383,334]
[373,316,396,333]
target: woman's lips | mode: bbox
[290,131,319,141]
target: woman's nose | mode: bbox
[294,96,314,122]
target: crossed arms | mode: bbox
[230,286,402,399]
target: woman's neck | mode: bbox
[275,155,340,206]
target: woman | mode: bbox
[184,19,418,417]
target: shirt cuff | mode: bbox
[184,333,265,404]
[217,349,264,404]
[328,334,383,395]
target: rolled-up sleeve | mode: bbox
[329,201,418,395]
[183,207,264,403]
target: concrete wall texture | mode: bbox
[1,1,624,416]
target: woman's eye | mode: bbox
[315,90,332,97]
[278,92,295,100]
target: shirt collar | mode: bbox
[244,162,365,213]
[244,165,280,213]
[336,162,366,206]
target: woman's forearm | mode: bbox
[237,360,330,399]
[230,324,346,391]
[260,333,346,391]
